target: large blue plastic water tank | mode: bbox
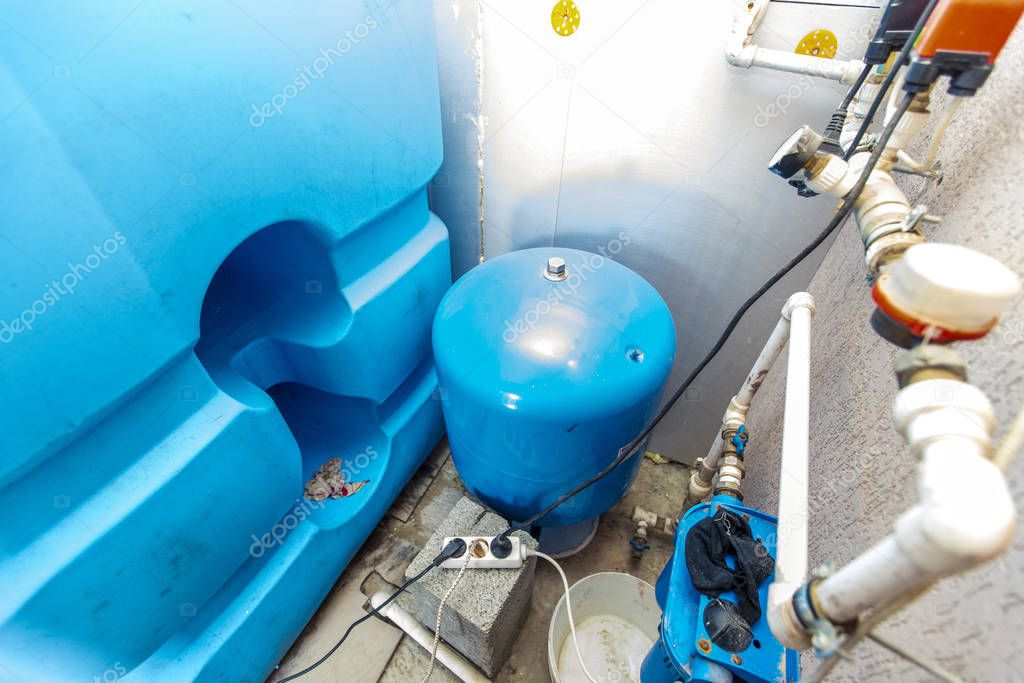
[0,3,448,681]
[433,248,676,527]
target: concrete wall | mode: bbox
[744,26,1024,682]
[431,0,881,463]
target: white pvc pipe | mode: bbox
[731,46,865,84]
[738,315,792,408]
[769,293,815,619]
[840,78,881,150]
[702,311,793,472]
[769,379,1017,648]
[813,380,1015,624]
[682,298,801,513]
[725,0,864,84]
[370,592,490,683]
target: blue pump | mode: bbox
[642,495,800,683]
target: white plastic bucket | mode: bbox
[547,572,662,683]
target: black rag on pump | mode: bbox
[684,507,775,626]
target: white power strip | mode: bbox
[438,536,527,569]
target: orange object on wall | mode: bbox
[915,0,1024,62]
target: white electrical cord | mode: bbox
[529,550,600,683]
[922,96,963,171]
[421,553,472,683]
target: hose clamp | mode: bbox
[792,570,839,658]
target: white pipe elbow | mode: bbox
[814,451,1015,625]
[725,0,761,68]
[782,291,815,319]
[811,380,1015,627]
[893,380,1015,569]
[898,452,1015,573]
[723,0,861,84]
[725,34,757,69]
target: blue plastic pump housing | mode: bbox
[0,4,448,681]
[432,248,676,527]
[642,496,800,683]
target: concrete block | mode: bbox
[398,496,537,677]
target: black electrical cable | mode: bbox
[842,0,939,160]
[276,538,467,682]
[498,91,918,546]
[839,62,873,112]
[842,65,897,159]
[822,63,873,150]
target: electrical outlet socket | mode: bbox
[439,535,527,569]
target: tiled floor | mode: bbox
[268,440,690,682]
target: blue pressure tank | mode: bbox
[433,248,676,530]
[0,4,448,681]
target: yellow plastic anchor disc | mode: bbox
[551,0,581,37]
[795,29,838,58]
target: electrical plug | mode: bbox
[432,538,467,566]
[439,535,527,569]
[490,534,513,559]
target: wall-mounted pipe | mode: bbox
[813,379,1015,623]
[725,0,865,84]
[769,378,1017,648]
[681,293,808,512]
[765,293,815,648]
[757,0,1021,656]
